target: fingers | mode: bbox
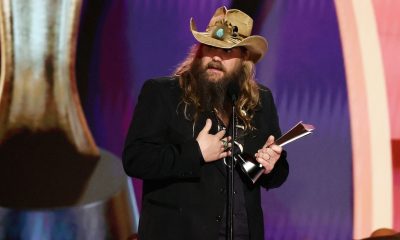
[215,128,226,138]
[259,145,282,155]
[255,150,271,161]
[257,148,281,163]
[220,136,233,151]
[197,118,236,162]
[264,135,275,148]
[254,153,273,174]
[200,119,212,134]
[197,122,232,162]
[256,150,277,174]
[200,119,227,139]
[269,144,282,154]
[255,139,283,174]
[220,136,231,144]
[262,135,282,155]
[219,150,231,159]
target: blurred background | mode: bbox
[1,0,399,239]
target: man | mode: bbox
[123,6,289,240]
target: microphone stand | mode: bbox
[227,98,236,240]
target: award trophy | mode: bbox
[0,1,138,238]
[238,122,315,183]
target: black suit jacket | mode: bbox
[123,77,289,240]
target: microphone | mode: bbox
[227,81,240,104]
[226,80,239,240]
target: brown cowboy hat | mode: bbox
[190,6,268,63]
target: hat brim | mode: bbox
[190,18,268,63]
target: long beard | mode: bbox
[191,60,242,113]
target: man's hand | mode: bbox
[255,135,282,174]
[196,119,231,162]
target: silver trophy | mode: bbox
[238,122,315,183]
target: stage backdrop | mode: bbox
[77,0,399,239]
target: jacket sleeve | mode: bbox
[257,89,289,190]
[122,79,204,180]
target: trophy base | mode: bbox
[0,148,139,239]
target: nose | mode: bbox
[211,48,226,61]
[203,45,225,61]
[212,54,222,62]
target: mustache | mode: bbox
[206,62,225,72]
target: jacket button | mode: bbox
[219,188,225,194]
[216,215,222,222]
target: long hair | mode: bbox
[174,44,260,131]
